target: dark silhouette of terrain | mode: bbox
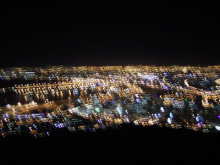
[0,125,219,164]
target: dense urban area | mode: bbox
[0,65,219,139]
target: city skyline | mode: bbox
[0,2,219,162]
[0,65,219,138]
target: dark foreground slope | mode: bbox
[0,125,219,164]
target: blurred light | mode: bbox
[134,121,138,125]
[95,107,100,113]
[169,112,173,119]
[5,113,9,118]
[18,102,21,107]
[167,118,172,124]
[6,104,11,109]
[215,126,220,131]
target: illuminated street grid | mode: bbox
[0,65,219,138]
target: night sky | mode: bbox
[0,2,219,66]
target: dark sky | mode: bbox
[0,2,219,66]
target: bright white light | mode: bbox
[134,121,138,125]
[215,126,220,131]
[170,112,173,119]
[95,107,100,112]
[116,106,123,115]
[167,118,172,124]
[135,94,139,97]
[160,107,164,112]
[6,104,11,109]
[72,108,77,112]
[18,102,21,107]
[68,109,73,114]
